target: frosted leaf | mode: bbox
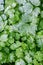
[15,59,25,65]
[4,20,7,26]
[28,23,37,36]
[0,21,4,31]
[32,7,40,17]
[0,16,3,22]
[7,10,14,18]
[8,53,15,62]
[4,6,11,13]
[12,3,16,8]
[23,3,33,14]
[1,14,7,20]
[0,5,4,11]
[21,13,31,23]
[37,38,43,47]
[9,25,18,32]
[19,6,24,13]
[10,41,21,50]
[0,34,8,42]
[29,0,40,6]
[36,32,43,47]
[19,3,33,14]
[0,0,4,4]
[25,53,32,63]
[10,43,18,50]
[18,24,30,35]
[31,16,39,24]
[16,0,26,5]
[18,21,37,36]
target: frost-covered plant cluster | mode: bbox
[0,0,43,65]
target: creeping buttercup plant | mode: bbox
[0,0,43,65]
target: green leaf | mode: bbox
[15,47,24,58]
